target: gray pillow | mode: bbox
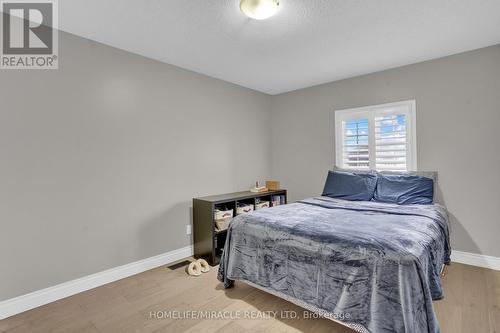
[322,170,378,201]
[378,171,438,203]
[374,174,434,205]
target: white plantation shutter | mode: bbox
[335,101,416,171]
[342,119,369,169]
[375,114,407,171]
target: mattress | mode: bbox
[218,196,450,333]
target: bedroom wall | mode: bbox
[0,31,271,300]
[270,45,500,258]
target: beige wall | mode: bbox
[0,31,271,300]
[270,45,500,258]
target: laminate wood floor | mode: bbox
[1,262,499,333]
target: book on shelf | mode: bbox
[271,195,283,206]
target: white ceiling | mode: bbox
[60,0,500,95]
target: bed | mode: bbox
[217,196,450,333]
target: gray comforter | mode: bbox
[218,197,450,333]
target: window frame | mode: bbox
[334,100,417,171]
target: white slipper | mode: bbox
[196,259,210,273]
[187,261,202,276]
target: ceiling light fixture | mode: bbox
[240,0,280,20]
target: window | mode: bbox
[335,100,417,171]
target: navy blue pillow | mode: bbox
[374,174,434,205]
[322,170,378,201]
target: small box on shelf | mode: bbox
[266,180,280,191]
[236,204,254,215]
[255,201,270,210]
[214,208,233,220]
[236,197,255,215]
[214,207,233,232]
[214,217,231,231]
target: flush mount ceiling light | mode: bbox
[240,0,280,20]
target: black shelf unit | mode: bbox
[193,189,287,265]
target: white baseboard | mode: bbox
[0,246,193,320]
[451,250,500,271]
[1,247,496,320]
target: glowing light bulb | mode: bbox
[240,0,280,20]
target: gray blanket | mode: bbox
[218,197,450,333]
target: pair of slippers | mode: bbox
[187,259,210,276]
